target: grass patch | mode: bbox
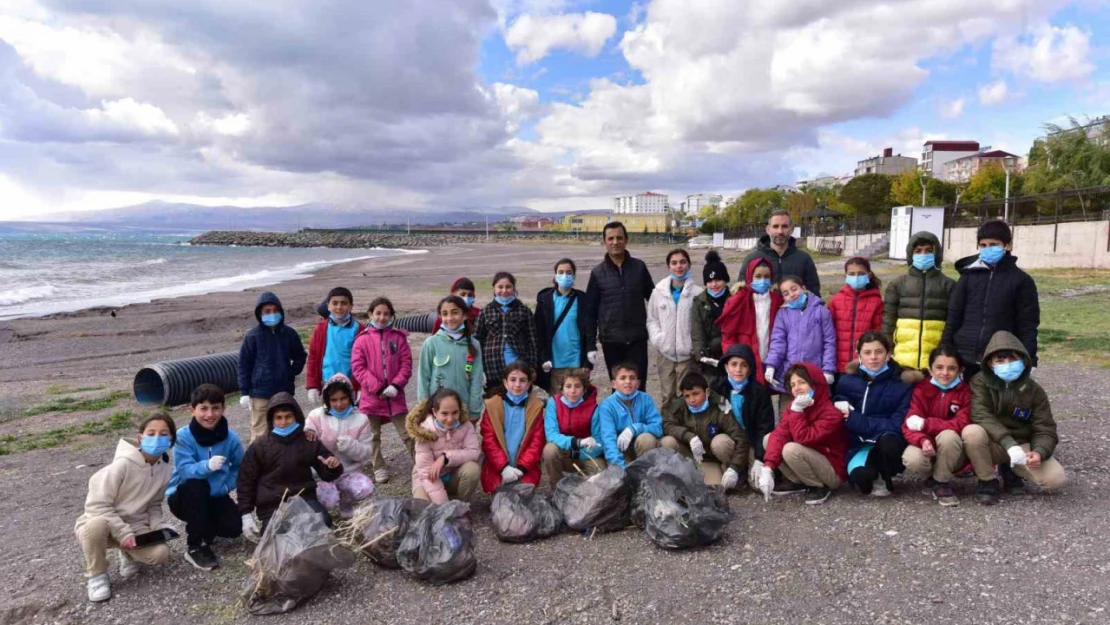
[297,326,313,347]
[1038,290,1110,366]
[0,410,138,455]
[21,390,129,417]
[45,384,105,395]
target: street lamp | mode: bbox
[1002,157,1014,223]
[919,176,927,207]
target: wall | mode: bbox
[808,232,887,256]
[943,220,1110,269]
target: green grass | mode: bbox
[0,410,139,455]
[45,384,105,395]
[21,390,129,417]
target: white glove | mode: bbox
[764,367,775,383]
[578,437,600,451]
[241,514,260,542]
[307,389,321,405]
[501,465,524,483]
[239,395,250,408]
[748,459,765,488]
[834,401,852,416]
[758,466,775,501]
[906,415,925,432]
[353,391,361,404]
[688,436,705,462]
[699,357,719,368]
[207,455,227,472]
[336,435,354,452]
[824,372,836,385]
[542,361,553,373]
[382,385,399,399]
[790,395,814,412]
[721,467,739,490]
[1007,446,1028,467]
[587,351,598,365]
[617,428,634,452]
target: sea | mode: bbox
[0,230,410,321]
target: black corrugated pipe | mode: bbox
[393,312,437,334]
[134,352,240,407]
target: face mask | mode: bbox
[708,285,727,298]
[979,245,1005,265]
[860,362,890,378]
[614,389,636,401]
[688,397,710,413]
[462,296,475,308]
[369,319,393,330]
[845,275,869,290]
[912,253,935,271]
[786,292,808,310]
[671,269,690,282]
[806,389,815,399]
[560,395,584,409]
[749,278,772,294]
[495,294,516,306]
[931,376,961,391]
[728,377,749,392]
[329,405,354,419]
[329,312,352,324]
[139,435,171,457]
[505,390,529,405]
[441,320,464,336]
[555,274,574,290]
[992,360,1025,383]
[261,312,283,327]
[434,418,460,431]
[272,422,300,437]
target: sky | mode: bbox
[0,0,1108,219]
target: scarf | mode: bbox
[189,417,229,447]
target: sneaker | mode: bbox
[870,478,892,497]
[772,479,806,495]
[805,486,831,505]
[374,469,390,484]
[87,574,111,602]
[931,481,959,507]
[975,479,1001,506]
[999,465,1028,495]
[118,550,140,580]
[184,545,219,571]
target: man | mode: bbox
[743,210,821,296]
[585,221,655,389]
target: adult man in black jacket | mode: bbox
[585,221,655,389]
[742,209,821,296]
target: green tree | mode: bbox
[839,174,895,216]
[1025,117,1110,194]
[964,162,1024,203]
[891,169,960,206]
[697,203,718,220]
[719,188,785,228]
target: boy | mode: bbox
[168,384,245,570]
[660,372,749,490]
[943,220,1039,378]
[883,231,955,370]
[238,291,307,443]
[713,344,776,488]
[431,277,481,334]
[594,363,662,468]
[306,287,364,406]
[964,331,1065,505]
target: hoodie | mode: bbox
[304,376,374,474]
[712,344,776,460]
[351,323,413,417]
[763,362,849,481]
[662,391,750,474]
[970,331,1056,459]
[716,257,784,384]
[405,398,481,504]
[237,292,308,400]
[943,251,1040,367]
[882,232,956,370]
[416,330,485,416]
[742,235,821,297]
[75,439,171,543]
[647,276,703,362]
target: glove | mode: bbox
[353,391,361,404]
[758,466,774,501]
[207,455,227,472]
[307,389,321,405]
[382,385,399,399]
[834,401,852,415]
[501,465,524,483]
[617,428,634,452]
[1007,445,1028,467]
[824,372,836,385]
[790,395,814,412]
[748,459,765,488]
[764,367,775,383]
[688,436,705,462]
[699,357,719,368]
[542,361,553,373]
[587,351,598,365]
[239,395,250,408]
[578,437,600,451]
[336,435,354,452]
[721,467,739,490]
[241,514,260,542]
[906,415,925,432]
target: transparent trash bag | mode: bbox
[629,451,731,550]
[490,482,564,543]
[553,465,632,533]
[396,500,477,585]
[339,497,430,569]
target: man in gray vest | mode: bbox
[743,209,821,296]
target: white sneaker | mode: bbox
[870,478,891,498]
[87,574,111,602]
[374,469,390,484]
[118,550,140,580]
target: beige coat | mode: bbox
[74,439,171,542]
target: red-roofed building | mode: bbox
[921,140,980,179]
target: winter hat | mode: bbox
[322,373,354,405]
[702,250,730,284]
[977,220,1012,245]
[265,392,305,426]
[327,287,353,304]
[843,256,871,273]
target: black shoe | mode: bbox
[772,479,806,495]
[999,465,1028,495]
[185,545,219,571]
[804,486,831,505]
[931,481,959,507]
[975,479,1000,506]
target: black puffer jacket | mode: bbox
[585,252,654,344]
[743,236,821,296]
[942,252,1040,367]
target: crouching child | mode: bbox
[661,372,749,490]
[901,345,971,506]
[305,374,375,518]
[408,388,481,503]
[595,363,663,468]
[480,362,547,493]
[542,368,606,484]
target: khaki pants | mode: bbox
[77,517,168,577]
[542,443,607,487]
[962,424,1067,489]
[660,434,736,485]
[902,430,967,483]
[656,355,693,400]
[367,414,415,472]
[413,461,481,502]
[779,442,842,489]
[249,396,271,444]
[623,433,659,464]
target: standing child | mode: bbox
[713,344,776,488]
[535,259,597,393]
[828,257,884,373]
[647,249,704,399]
[407,388,482,503]
[306,287,364,406]
[717,257,783,385]
[763,276,836,393]
[542,368,605,482]
[305,374,375,517]
[351,296,414,483]
[417,295,485,418]
[431,277,481,334]
[168,385,244,571]
[594,363,663,468]
[660,372,749,490]
[76,414,176,602]
[237,291,307,442]
[901,345,971,507]
[475,272,539,394]
[883,232,956,371]
[691,250,733,375]
[480,362,547,493]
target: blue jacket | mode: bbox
[238,292,307,399]
[593,391,664,468]
[167,424,245,497]
[833,362,913,456]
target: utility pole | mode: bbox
[919,176,927,207]
[485,215,489,242]
[1003,159,1012,222]
[407,215,410,235]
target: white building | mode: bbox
[921,140,980,180]
[942,150,1020,184]
[855,148,918,177]
[683,193,724,215]
[613,191,668,214]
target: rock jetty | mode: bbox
[189,230,602,249]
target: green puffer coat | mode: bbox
[882,231,955,370]
[970,331,1057,459]
[691,288,732,361]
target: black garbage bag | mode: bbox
[396,501,477,584]
[630,452,731,550]
[625,446,679,487]
[242,496,356,615]
[553,465,632,533]
[341,498,430,569]
[490,483,564,542]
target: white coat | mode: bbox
[647,277,703,363]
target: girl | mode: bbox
[475,272,539,394]
[75,413,176,602]
[758,362,848,505]
[713,344,776,486]
[480,362,547,493]
[305,374,376,517]
[717,257,783,385]
[827,257,884,373]
[417,295,485,417]
[691,250,732,373]
[306,287,364,406]
[351,296,415,483]
[431,277,481,334]
[901,345,971,507]
[764,275,836,393]
[542,368,605,483]
[535,258,596,393]
[407,388,482,503]
[647,249,703,399]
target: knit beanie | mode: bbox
[327,286,353,304]
[702,250,730,284]
[977,220,1012,245]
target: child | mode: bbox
[237,291,307,443]
[542,368,606,481]
[306,287,364,406]
[431,277,481,334]
[594,363,663,468]
[717,257,783,385]
[168,384,244,571]
[480,362,547,493]
[417,295,485,418]
[764,275,836,392]
[758,362,849,505]
[407,388,482,503]
[474,272,539,394]
[237,393,343,538]
[964,330,1064,505]
[305,374,375,517]
[75,413,176,602]
[691,250,732,374]
[833,332,913,497]
[883,232,955,371]
[648,248,703,399]
[828,257,884,373]
[661,372,749,490]
[943,221,1039,378]
[535,258,597,393]
[713,344,776,487]
[351,296,415,483]
[901,345,971,507]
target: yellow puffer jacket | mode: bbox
[882,232,956,370]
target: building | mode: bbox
[1045,116,1109,147]
[942,149,1020,184]
[682,193,724,215]
[613,191,668,214]
[854,148,918,177]
[562,213,610,234]
[796,174,854,189]
[561,212,669,234]
[921,140,980,179]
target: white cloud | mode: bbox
[992,23,1095,83]
[89,98,179,136]
[979,80,1010,105]
[193,112,251,137]
[489,83,541,133]
[504,12,618,65]
[938,97,965,120]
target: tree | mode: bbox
[891,169,961,206]
[1025,117,1110,195]
[839,174,895,216]
[697,203,718,220]
[718,188,785,229]
[964,162,1024,203]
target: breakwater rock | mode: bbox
[188,230,603,249]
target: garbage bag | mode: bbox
[625,446,679,487]
[340,498,430,569]
[553,465,632,533]
[242,496,356,615]
[630,452,731,550]
[490,483,564,542]
[396,501,477,584]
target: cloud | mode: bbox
[992,23,1095,83]
[979,79,1010,105]
[938,97,965,120]
[504,12,618,64]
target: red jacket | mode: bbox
[306,318,365,392]
[480,394,546,493]
[763,362,849,481]
[716,257,783,385]
[350,325,413,418]
[902,379,971,448]
[431,305,481,335]
[827,284,884,373]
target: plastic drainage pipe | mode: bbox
[393,312,437,334]
[134,352,240,407]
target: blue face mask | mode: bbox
[555,274,574,290]
[560,395,584,409]
[329,312,352,324]
[688,397,710,413]
[786,292,808,310]
[462,296,475,308]
[505,390,529,404]
[860,362,890,378]
[329,405,354,419]
[261,312,283,327]
[434,418,460,431]
[671,269,690,282]
[931,376,962,391]
[139,435,171,457]
[614,389,636,401]
[369,319,393,330]
[749,278,772,294]
[979,245,1005,265]
[845,275,869,290]
[708,285,727,298]
[728,377,749,392]
[912,253,935,271]
[992,359,1025,383]
[494,294,516,306]
[272,422,300,437]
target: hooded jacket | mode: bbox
[535,285,597,388]
[762,362,849,481]
[882,232,956,370]
[474,298,540,383]
[903,377,971,449]
[585,251,655,345]
[970,331,1056,459]
[828,282,884,373]
[543,385,603,459]
[716,257,783,384]
[712,344,776,460]
[480,392,547,493]
[351,324,413,417]
[833,361,914,457]
[691,287,732,361]
[743,235,821,296]
[593,389,665,468]
[647,276,704,362]
[306,317,365,393]
[416,330,485,417]
[662,391,750,474]
[167,418,244,498]
[75,439,171,543]
[764,293,836,390]
[304,377,374,474]
[238,292,308,400]
[406,398,481,504]
[943,252,1040,367]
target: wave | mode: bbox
[141,258,169,265]
[0,283,58,306]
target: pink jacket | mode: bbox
[405,399,480,504]
[351,325,413,419]
[304,407,374,474]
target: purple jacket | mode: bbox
[351,325,413,419]
[764,294,836,390]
